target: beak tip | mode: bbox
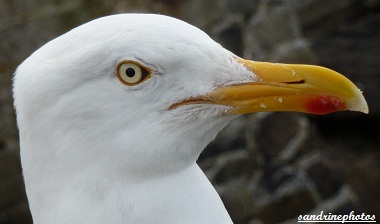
[304,90,369,115]
[348,91,369,114]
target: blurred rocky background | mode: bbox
[0,0,379,223]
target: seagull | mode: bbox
[13,14,368,224]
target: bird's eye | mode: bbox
[116,61,151,86]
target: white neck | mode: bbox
[19,106,234,224]
[28,163,232,224]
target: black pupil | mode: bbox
[126,68,135,77]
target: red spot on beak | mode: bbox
[305,95,346,115]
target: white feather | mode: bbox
[13,14,256,224]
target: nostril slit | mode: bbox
[282,80,305,84]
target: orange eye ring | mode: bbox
[116,60,151,86]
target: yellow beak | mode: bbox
[170,58,368,115]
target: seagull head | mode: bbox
[13,14,368,223]
[14,14,257,176]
